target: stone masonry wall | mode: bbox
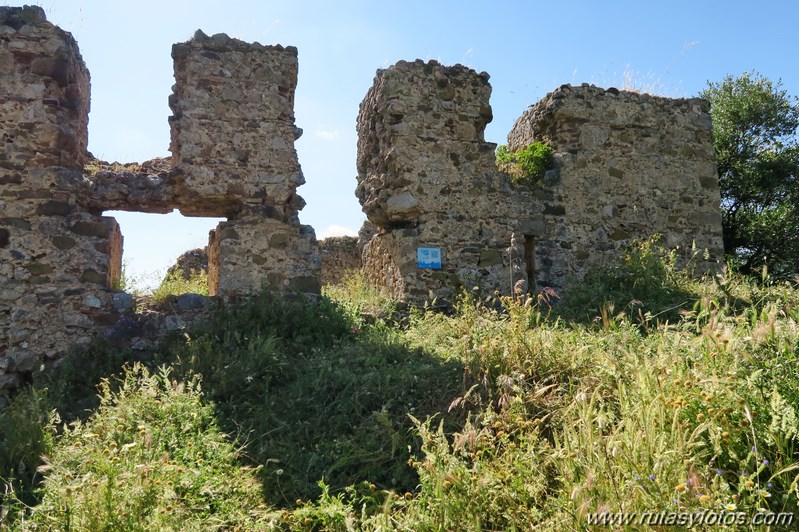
[1,6,119,391]
[319,236,361,286]
[0,8,319,395]
[356,64,724,303]
[169,31,319,297]
[507,84,724,289]
[169,32,306,220]
[356,60,523,302]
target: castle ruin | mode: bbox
[0,6,319,392]
[1,6,724,394]
[356,60,724,303]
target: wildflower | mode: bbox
[699,494,711,504]
[245,375,253,383]
[351,326,361,334]
[758,489,771,498]
[767,482,773,488]
[676,483,687,492]
[744,479,755,489]
[716,469,723,476]
[725,503,737,512]
[762,459,769,465]
[649,474,656,481]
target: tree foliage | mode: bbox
[702,71,799,277]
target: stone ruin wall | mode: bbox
[0,7,319,394]
[356,62,725,303]
[0,5,728,394]
[318,236,361,286]
[507,84,724,289]
[356,60,519,302]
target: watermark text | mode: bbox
[586,510,794,528]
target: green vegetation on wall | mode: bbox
[496,142,555,186]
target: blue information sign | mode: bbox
[417,248,442,269]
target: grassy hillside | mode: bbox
[2,240,798,530]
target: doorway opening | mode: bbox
[105,210,224,298]
[524,235,536,292]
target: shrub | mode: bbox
[23,364,270,529]
[496,142,555,186]
[556,235,700,324]
[4,253,799,529]
[322,270,397,327]
[0,388,56,522]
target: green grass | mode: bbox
[151,268,209,302]
[2,239,799,530]
[116,264,208,301]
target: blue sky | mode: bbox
[11,0,799,288]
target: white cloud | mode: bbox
[683,40,700,52]
[317,224,357,239]
[314,128,340,140]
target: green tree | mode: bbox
[702,71,799,277]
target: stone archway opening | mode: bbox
[104,210,224,296]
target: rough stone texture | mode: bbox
[1,9,319,395]
[166,31,319,298]
[506,84,725,289]
[356,63,724,303]
[0,6,89,179]
[80,157,176,214]
[166,247,208,280]
[357,220,378,250]
[319,236,361,285]
[208,217,320,295]
[357,60,528,302]
[169,31,305,220]
[1,7,117,394]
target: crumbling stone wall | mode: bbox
[319,236,361,286]
[356,62,724,303]
[0,7,319,394]
[507,84,724,289]
[1,6,119,391]
[169,31,319,296]
[356,60,518,302]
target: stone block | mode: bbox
[169,33,305,218]
[208,217,320,297]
